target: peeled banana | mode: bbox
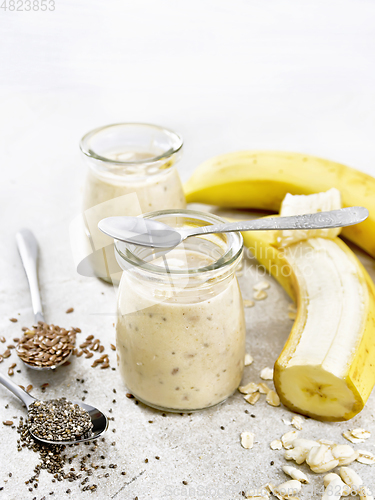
[278,188,342,245]
[240,191,375,421]
[184,151,375,258]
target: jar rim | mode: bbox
[114,209,243,276]
[79,123,183,165]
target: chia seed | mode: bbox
[28,398,93,442]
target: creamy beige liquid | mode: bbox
[83,150,186,212]
[116,250,246,410]
[81,150,186,281]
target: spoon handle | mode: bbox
[0,372,35,408]
[191,207,369,236]
[16,229,45,324]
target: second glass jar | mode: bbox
[79,123,186,281]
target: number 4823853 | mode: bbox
[1,0,55,10]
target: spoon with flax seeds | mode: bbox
[15,229,76,370]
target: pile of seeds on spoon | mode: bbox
[9,389,127,494]
[28,398,93,442]
[16,322,77,368]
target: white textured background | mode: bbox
[0,1,375,499]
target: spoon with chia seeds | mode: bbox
[0,373,108,444]
[15,229,75,370]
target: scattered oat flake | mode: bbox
[243,299,255,308]
[323,473,345,489]
[351,428,371,440]
[331,444,356,464]
[258,382,271,394]
[260,367,273,380]
[254,290,268,301]
[343,430,365,444]
[291,415,303,431]
[270,439,283,450]
[274,480,301,496]
[253,281,270,291]
[265,484,283,500]
[241,431,255,449]
[339,466,363,489]
[282,418,292,426]
[323,473,351,496]
[244,392,260,405]
[310,460,339,474]
[239,382,259,394]
[281,430,300,449]
[356,449,375,465]
[284,447,308,465]
[244,353,254,366]
[266,390,280,407]
[282,465,309,484]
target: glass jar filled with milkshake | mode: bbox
[78,123,186,282]
[114,209,246,411]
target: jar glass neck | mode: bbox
[80,123,183,179]
[114,209,244,285]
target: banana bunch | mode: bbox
[184,151,375,259]
[241,189,375,421]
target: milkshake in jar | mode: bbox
[79,123,186,282]
[115,210,246,411]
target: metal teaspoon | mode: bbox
[0,372,108,444]
[15,229,73,370]
[98,207,369,249]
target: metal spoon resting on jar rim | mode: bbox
[15,229,75,370]
[98,207,369,248]
[0,373,108,444]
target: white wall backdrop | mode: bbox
[0,0,374,276]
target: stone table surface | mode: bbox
[1,201,375,500]
[1,1,375,499]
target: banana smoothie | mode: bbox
[83,152,186,213]
[79,124,186,282]
[115,214,246,411]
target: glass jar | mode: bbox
[114,209,246,412]
[79,123,186,282]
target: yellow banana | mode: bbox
[240,192,375,421]
[184,151,375,258]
